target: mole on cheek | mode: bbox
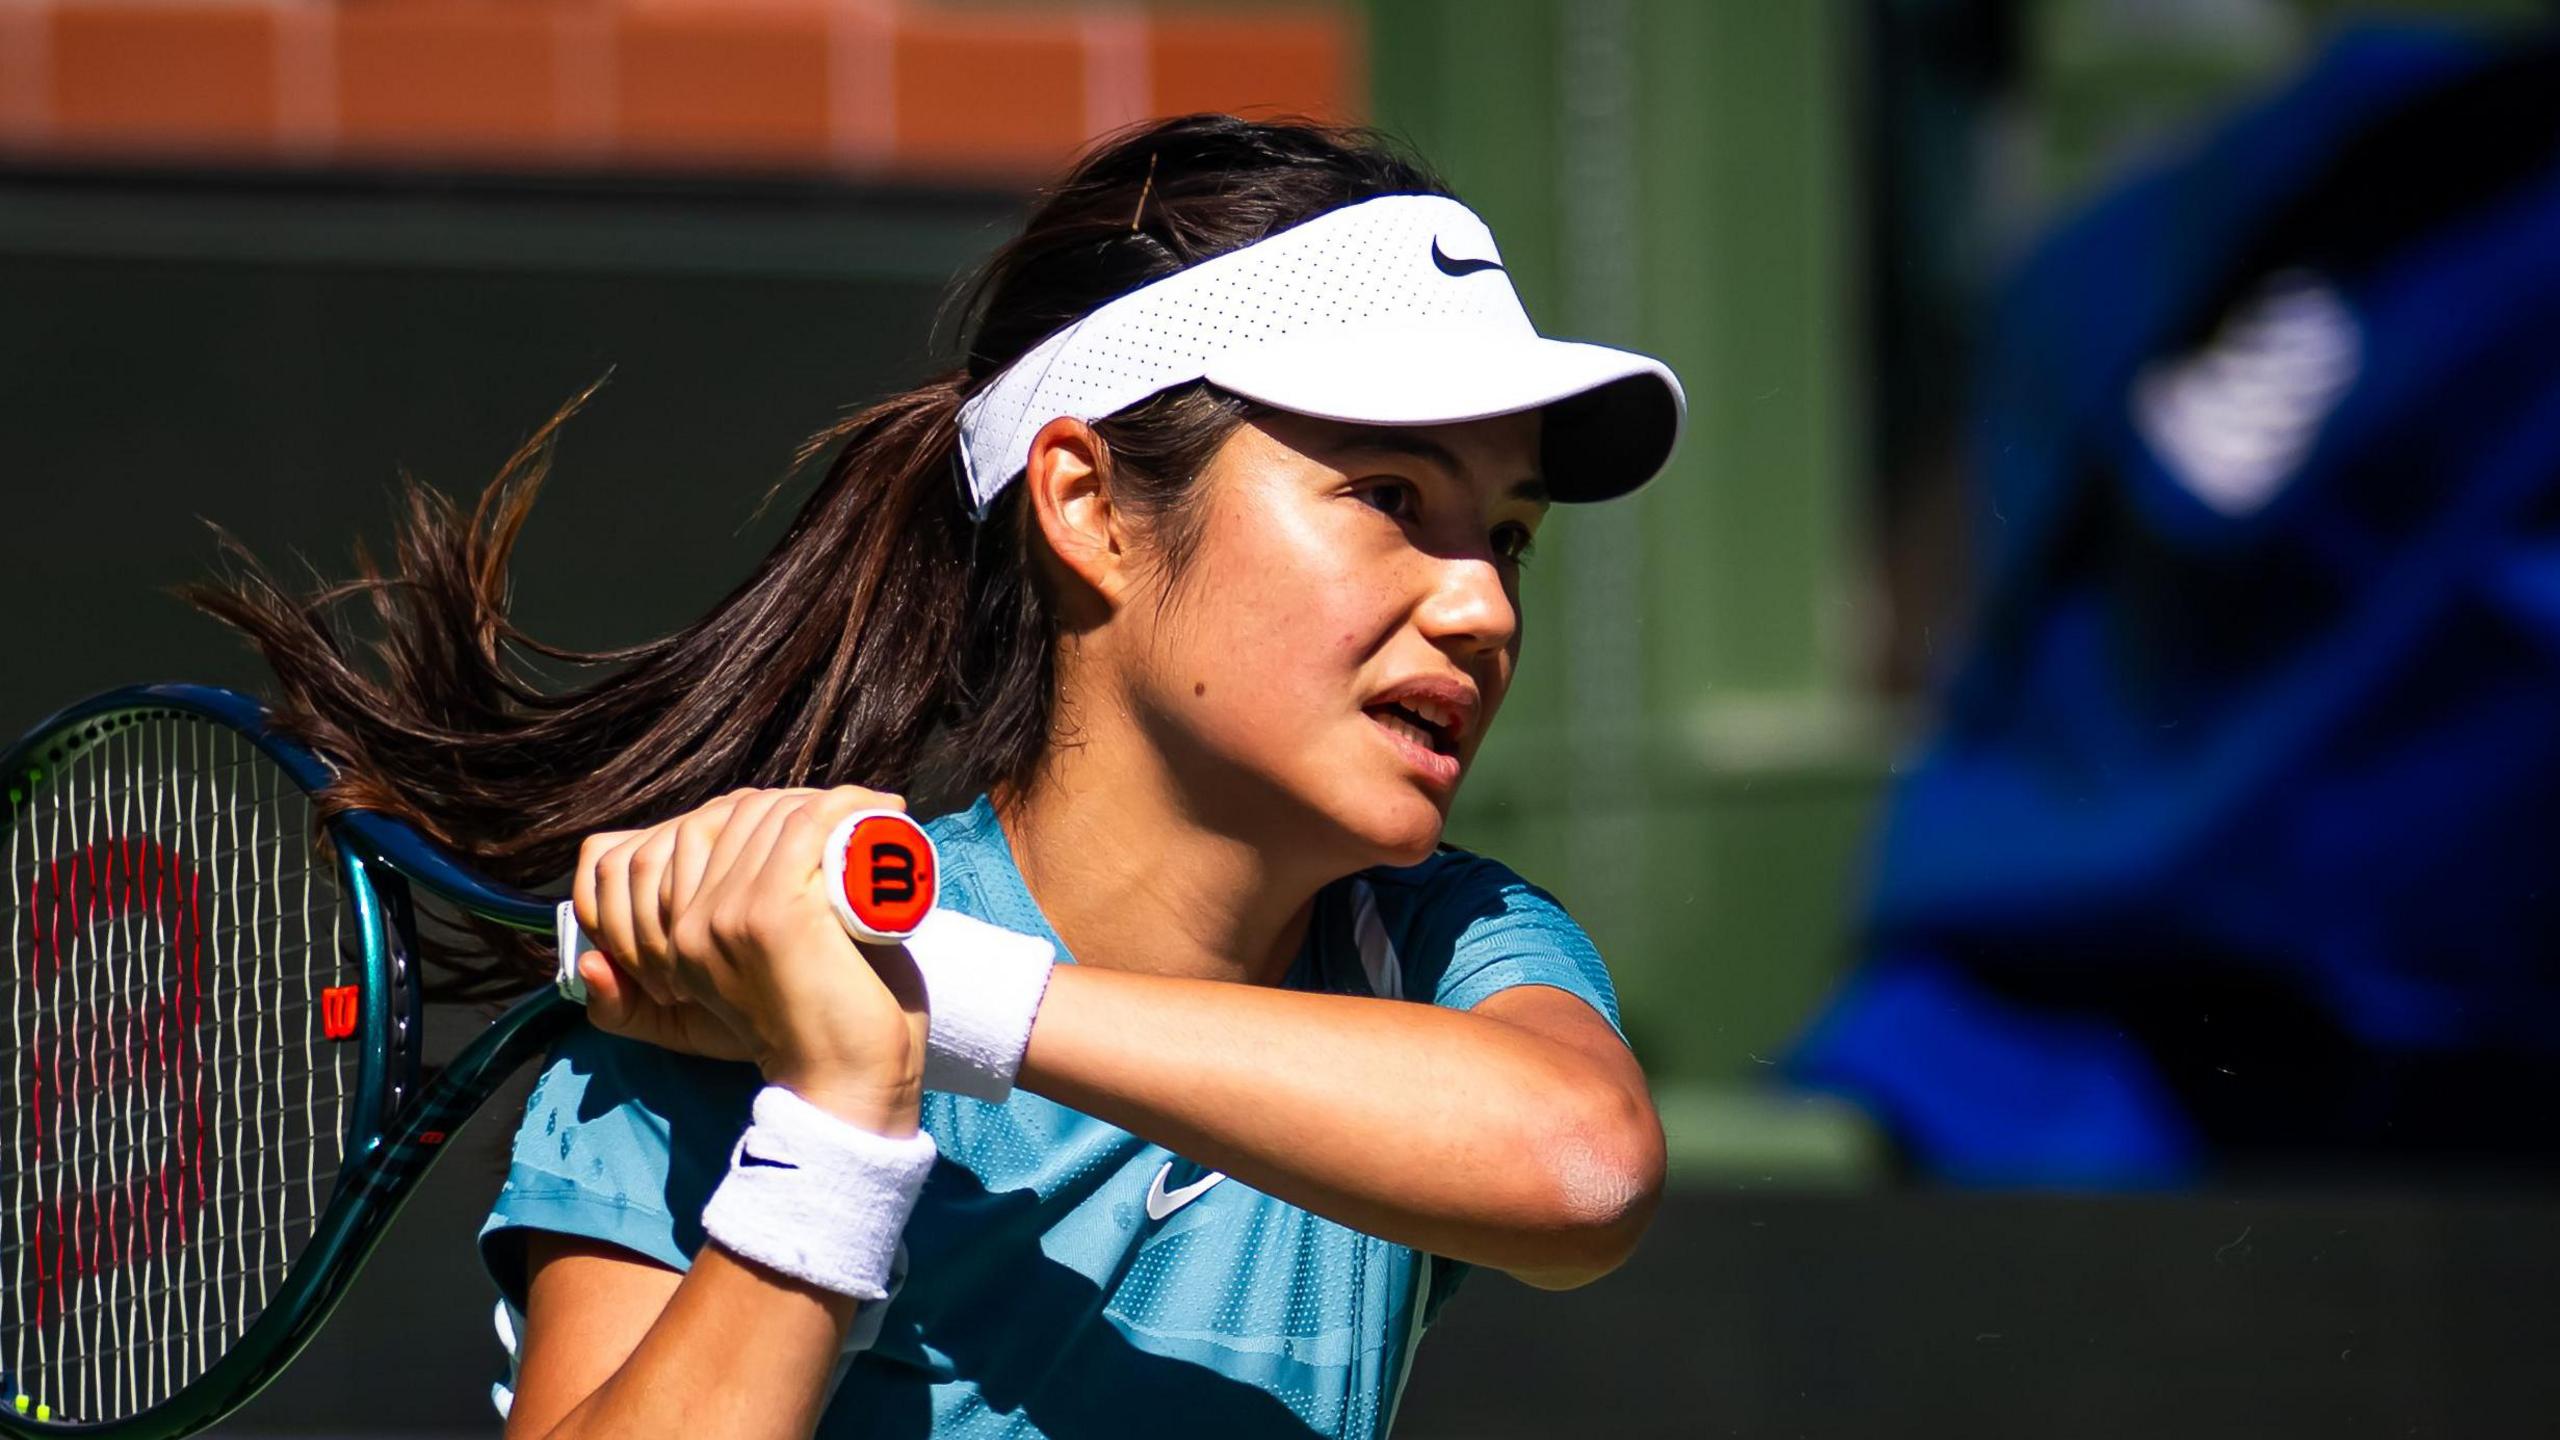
[1194,682,1208,698]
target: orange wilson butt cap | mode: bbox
[823,810,938,942]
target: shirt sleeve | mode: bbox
[477,1021,761,1309]
[1391,853,1625,1035]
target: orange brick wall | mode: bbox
[0,0,1360,180]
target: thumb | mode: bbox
[579,951,635,1023]
[580,952,685,1047]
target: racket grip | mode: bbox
[553,808,942,1002]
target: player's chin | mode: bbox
[1336,784,1452,868]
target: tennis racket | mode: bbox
[0,683,991,1437]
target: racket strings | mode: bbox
[1,713,363,1424]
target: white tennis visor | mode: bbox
[955,193,1687,516]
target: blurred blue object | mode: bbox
[1794,25,2560,1185]
[1791,955,2204,1186]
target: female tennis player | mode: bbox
[193,115,1683,1439]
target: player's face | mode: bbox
[1127,410,1545,866]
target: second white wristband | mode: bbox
[701,1085,938,1301]
[902,909,1058,1103]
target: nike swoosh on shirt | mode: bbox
[1145,1161,1228,1221]
[737,1148,798,1170]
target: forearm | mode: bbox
[1017,966,1661,1281]
[513,1242,855,1440]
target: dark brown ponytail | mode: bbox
[180,114,1448,995]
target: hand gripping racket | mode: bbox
[0,684,1007,1437]
[551,806,941,995]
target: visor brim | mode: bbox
[1205,330,1686,503]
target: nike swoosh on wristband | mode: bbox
[1144,1162,1227,1221]
[737,1148,798,1170]
[1430,238,1505,278]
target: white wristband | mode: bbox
[701,1086,938,1300]
[902,909,1058,1102]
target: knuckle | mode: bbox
[706,903,744,947]
[817,784,897,822]
[670,913,711,955]
[627,838,668,878]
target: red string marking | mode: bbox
[23,835,210,1329]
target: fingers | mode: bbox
[579,791,797,995]
[667,788,777,918]
[586,786,901,930]
[591,833,650,1001]
[665,803,721,926]
[736,786,906,929]
[701,786,906,946]
[810,783,906,826]
[577,782,911,1013]
[571,829,638,958]
[577,784,924,1107]
[580,952,754,1062]
[627,826,677,974]
[712,792,816,953]
[693,789,812,915]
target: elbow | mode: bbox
[1507,1079,1666,1291]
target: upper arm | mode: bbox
[1393,857,1652,1155]
[505,1233,684,1440]
[1471,983,1646,1096]
[481,1031,757,1432]
[1400,861,1662,1284]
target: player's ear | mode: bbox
[1021,417,1135,618]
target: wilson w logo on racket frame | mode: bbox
[0,685,583,1437]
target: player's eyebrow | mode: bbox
[1324,431,1549,504]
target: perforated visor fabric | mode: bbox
[956,194,1685,512]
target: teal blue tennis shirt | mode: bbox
[480,796,1623,1438]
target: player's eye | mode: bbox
[1493,521,1537,567]
[1353,479,1418,521]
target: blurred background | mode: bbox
[6,0,2560,1435]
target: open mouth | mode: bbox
[1365,699,1460,758]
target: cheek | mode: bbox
[1150,513,1396,740]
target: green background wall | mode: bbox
[1367,0,1889,1174]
